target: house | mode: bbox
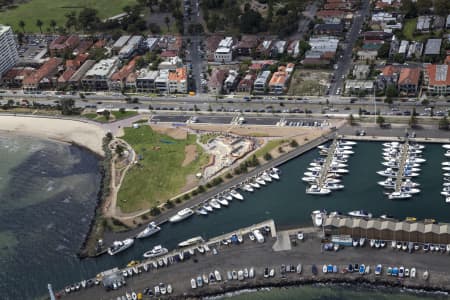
[168,67,187,93]
[158,56,183,70]
[58,53,89,87]
[256,40,273,58]
[345,80,374,94]
[398,40,409,57]
[214,37,234,63]
[136,69,159,92]
[1,67,34,88]
[237,74,256,93]
[155,69,169,93]
[406,42,423,59]
[357,50,378,61]
[286,40,300,57]
[416,16,431,32]
[208,69,228,94]
[234,35,259,57]
[352,64,370,80]
[316,10,346,21]
[432,16,445,30]
[270,40,287,57]
[424,64,450,95]
[118,35,143,59]
[109,57,138,91]
[23,57,63,92]
[268,67,288,94]
[377,65,401,90]
[224,70,238,93]
[73,40,93,56]
[111,35,131,55]
[81,57,119,91]
[398,67,420,95]
[424,39,442,56]
[363,31,393,41]
[49,35,80,57]
[313,23,344,36]
[205,34,223,61]
[253,70,271,93]
[67,60,96,89]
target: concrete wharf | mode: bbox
[394,140,409,192]
[317,138,337,186]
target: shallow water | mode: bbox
[0,137,448,299]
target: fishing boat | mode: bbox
[143,245,168,258]
[107,238,134,256]
[178,236,204,247]
[230,189,244,200]
[169,208,194,223]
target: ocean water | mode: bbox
[0,136,448,299]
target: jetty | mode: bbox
[318,138,337,186]
[394,140,409,192]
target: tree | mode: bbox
[409,114,418,128]
[290,139,299,147]
[416,0,432,14]
[103,110,111,120]
[65,11,77,31]
[115,144,125,156]
[164,16,171,32]
[240,9,265,33]
[439,116,449,130]
[434,0,450,16]
[264,152,273,161]
[36,19,43,33]
[299,40,311,56]
[377,42,390,58]
[376,115,385,126]
[50,19,57,32]
[401,0,418,17]
[347,113,355,125]
[385,84,398,98]
[60,98,75,115]
[18,20,25,33]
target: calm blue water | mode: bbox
[0,137,447,299]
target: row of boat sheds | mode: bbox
[322,214,450,244]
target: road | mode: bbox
[329,0,371,97]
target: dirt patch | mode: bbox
[180,174,198,193]
[151,125,187,140]
[182,144,198,167]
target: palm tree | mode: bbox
[50,19,57,32]
[164,16,170,32]
[18,20,25,33]
[36,19,43,33]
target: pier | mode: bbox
[318,138,338,186]
[394,140,409,192]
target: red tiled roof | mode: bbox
[58,69,76,83]
[425,64,450,86]
[398,67,420,86]
[382,65,401,76]
[23,57,63,85]
[93,39,107,48]
[110,57,139,82]
[160,50,177,58]
[316,10,346,18]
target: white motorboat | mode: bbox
[402,179,420,188]
[388,191,412,200]
[249,181,260,189]
[324,182,344,190]
[230,189,244,200]
[328,167,348,174]
[446,197,450,203]
[402,170,419,178]
[318,145,329,150]
[136,222,161,239]
[326,172,342,178]
[408,157,426,163]
[400,187,420,194]
[330,162,348,168]
[443,144,450,149]
[178,236,204,247]
[223,193,233,201]
[310,162,324,167]
[403,166,421,172]
[444,173,450,177]
[338,140,356,146]
[209,199,221,209]
[378,178,395,189]
[143,245,168,258]
[442,162,450,166]
[443,167,450,171]
[306,185,331,195]
[242,184,254,192]
[324,178,341,184]
[410,143,424,150]
[169,208,194,223]
[314,213,323,226]
[196,208,208,215]
[203,203,213,212]
[359,238,365,247]
[370,239,375,247]
[348,210,372,218]
[255,177,266,185]
[271,167,281,174]
[335,149,354,155]
[217,197,229,206]
[446,151,450,158]
[108,238,134,256]
[383,142,400,148]
[269,170,280,180]
[377,168,397,177]
[307,166,322,172]
[302,176,318,183]
[261,172,272,182]
[441,190,450,197]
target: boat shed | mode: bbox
[323,216,450,243]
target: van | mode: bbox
[253,229,265,243]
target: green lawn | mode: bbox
[253,139,287,158]
[403,18,417,41]
[117,126,209,213]
[111,110,138,120]
[83,110,138,122]
[0,0,136,33]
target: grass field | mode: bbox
[83,110,138,122]
[253,139,287,158]
[117,126,209,213]
[288,70,330,96]
[0,0,136,33]
[403,18,417,41]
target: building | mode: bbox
[22,57,63,92]
[214,37,234,63]
[424,39,442,56]
[268,67,288,94]
[81,57,119,90]
[168,67,187,93]
[345,80,374,94]
[270,40,287,57]
[447,15,450,29]
[158,56,183,70]
[416,16,431,32]
[111,36,131,55]
[224,70,238,93]
[208,69,228,94]
[377,65,401,90]
[205,34,223,61]
[406,42,423,59]
[398,67,420,96]
[234,35,259,57]
[398,40,409,56]
[109,57,138,91]
[67,60,96,89]
[1,67,34,87]
[286,40,300,57]
[253,70,271,93]
[357,50,378,61]
[237,73,256,93]
[0,25,19,78]
[313,23,344,36]
[352,64,370,80]
[118,35,143,59]
[49,35,80,57]
[424,64,450,96]
[136,69,159,92]
[155,69,169,93]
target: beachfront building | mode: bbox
[214,37,234,63]
[168,67,187,94]
[423,63,450,96]
[136,69,159,92]
[0,25,19,78]
[253,70,271,94]
[155,69,169,93]
[81,57,119,91]
[268,67,288,94]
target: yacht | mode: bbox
[255,177,266,185]
[328,167,348,174]
[217,197,229,206]
[378,178,395,189]
[442,162,450,166]
[203,203,213,212]
[196,208,208,215]
[230,189,244,200]
[307,166,322,172]
[143,245,168,258]
[269,170,280,180]
[306,185,331,195]
[323,182,344,190]
[348,210,372,218]
[443,144,450,150]
[242,184,254,192]
[261,172,272,182]
[388,191,412,200]
[249,181,260,189]
[302,176,318,183]
[178,236,204,247]
[169,208,194,223]
[338,140,356,146]
[108,238,134,256]
[377,168,397,177]
[324,178,341,184]
[209,199,221,209]
[136,222,161,239]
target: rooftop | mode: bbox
[425,64,450,86]
[168,67,187,83]
[23,57,63,85]
[85,57,119,78]
[398,67,420,86]
[424,39,442,55]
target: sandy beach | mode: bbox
[0,115,106,156]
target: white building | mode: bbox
[253,70,271,93]
[0,25,19,78]
[81,57,119,90]
[155,69,169,93]
[119,35,143,59]
[214,37,233,63]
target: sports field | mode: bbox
[0,0,136,33]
